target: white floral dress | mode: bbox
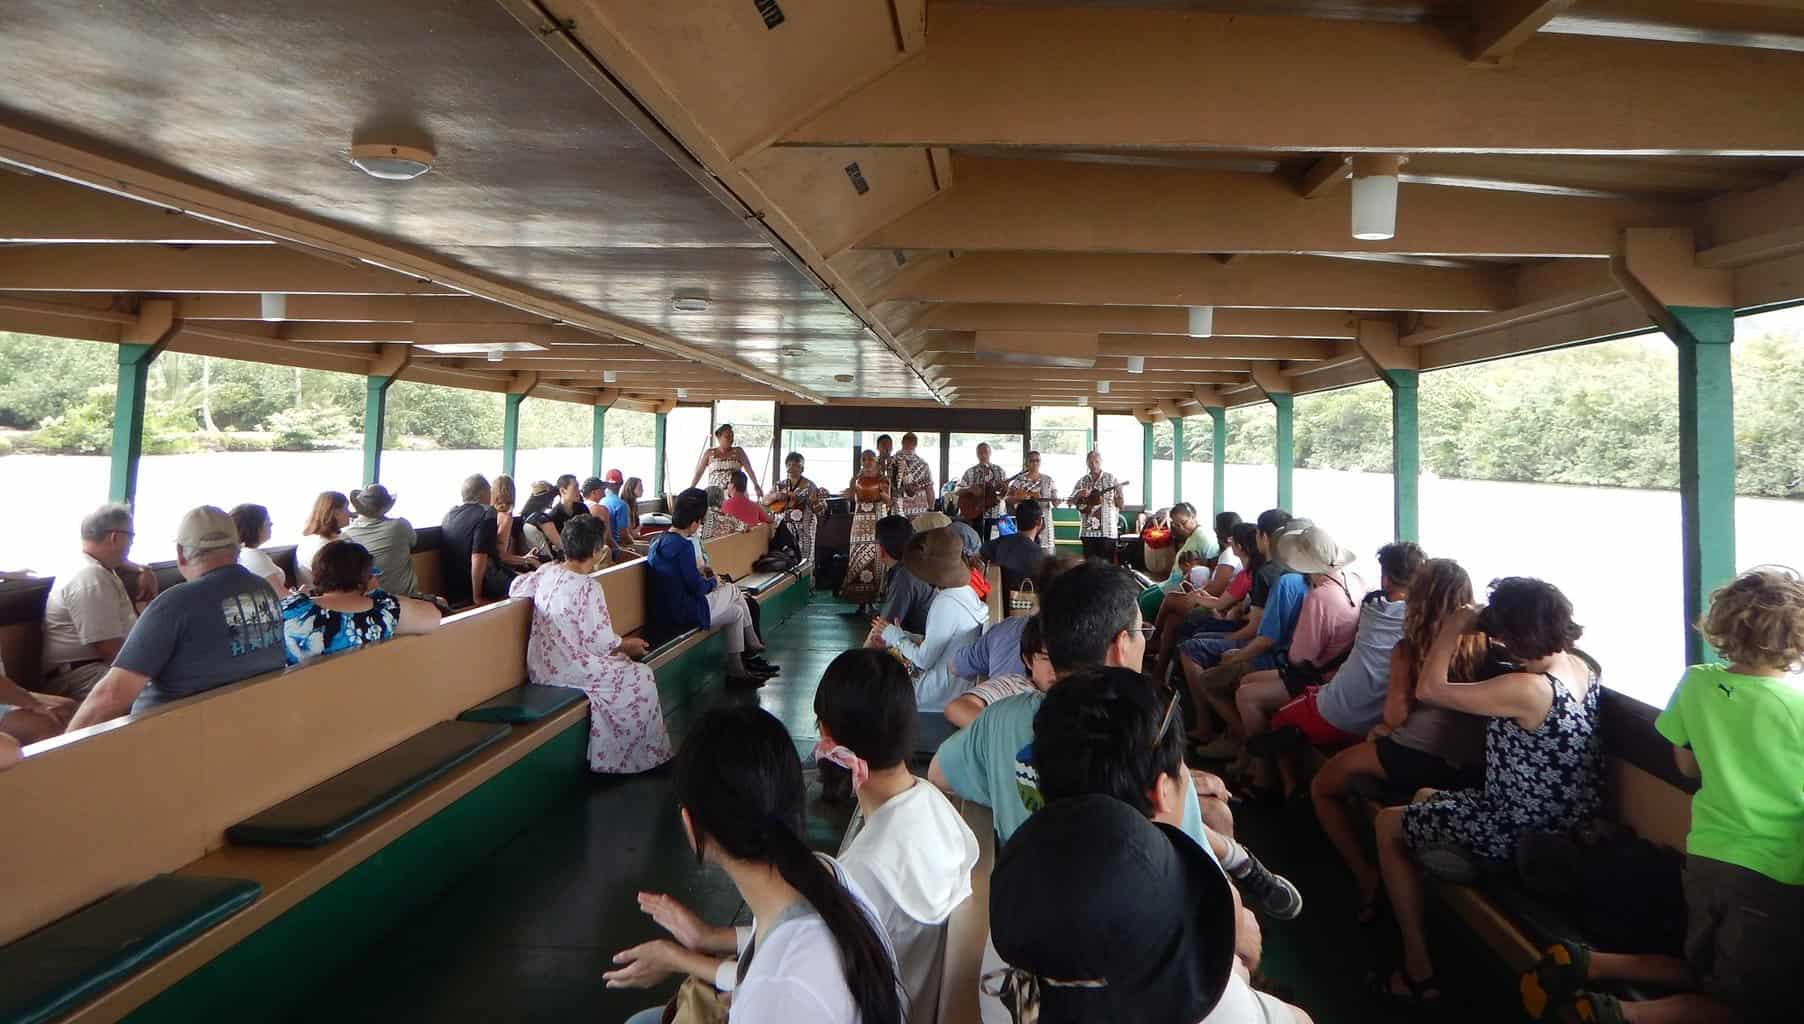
[509,563,672,774]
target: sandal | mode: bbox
[1520,940,1591,1021]
[1366,967,1441,1005]
[1571,991,1625,1024]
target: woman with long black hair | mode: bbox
[607,704,903,1023]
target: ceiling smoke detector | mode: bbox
[350,143,435,181]
[833,373,854,383]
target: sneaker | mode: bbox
[745,656,781,675]
[1230,852,1303,921]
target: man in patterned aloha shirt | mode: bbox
[957,443,1011,539]
[1070,449,1123,562]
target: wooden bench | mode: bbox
[0,526,778,1023]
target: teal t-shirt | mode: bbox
[1654,663,1804,885]
[1162,528,1222,590]
[938,689,1216,861]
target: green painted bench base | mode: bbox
[0,874,260,1024]
[753,577,812,632]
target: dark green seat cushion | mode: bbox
[736,571,788,596]
[458,684,587,724]
[0,874,259,1024]
[226,721,510,848]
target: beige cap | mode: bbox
[911,511,953,532]
[175,505,239,555]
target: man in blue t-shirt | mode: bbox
[599,469,633,546]
[66,506,285,729]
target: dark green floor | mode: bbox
[291,593,1528,1023]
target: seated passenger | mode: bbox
[1024,666,1316,1023]
[281,541,439,666]
[1152,521,1257,681]
[509,516,672,774]
[294,490,350,588]
[342,485,421,598]
[698,485,748,541]
[1138,502,1219,621]
[581,476,608,520]
[721,470,771,529]
[644,488,775,684]
[599,470,637,548]
[605,705,903,1024]
[875,516,933,635]
[41,503,153,699]
[440,474,513,608]
[231,503,288,595]
[870,527,987,711]
[490,475,542,574]
[1521,566,1804,1024]
[813,649,980,1024]
[65,506,285,729]
[0,656,75,745]
[944,614,1048,729]
[979,499,1049,596]
[1373,577,1600,1006]
[526,473,585,553]
[1171,510,1292,682]
[1310,557,1492,925]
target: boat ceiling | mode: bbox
[3,0,1804,412]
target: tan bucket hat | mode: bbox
[1275,522,1356,574]
[904,527,972,589]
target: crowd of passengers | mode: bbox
[2,481,1800,1024]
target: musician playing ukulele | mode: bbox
[956,442,1010,538]
[1069,449,1126,562]
[1006,450,1059,555]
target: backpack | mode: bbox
[752,521,804,574]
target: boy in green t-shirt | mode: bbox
[1519,566,1804,1024]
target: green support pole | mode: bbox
[1384,370,1421,542]
[108,344,158,506]
[501,392,525,478]
[1208,407,1226,517]
[652,412,668,499]
[1141,420,1154,509]
[1171,417,1185,504]
[1670,306,1737,664]
[1270,393,1294,511]
[591,405,608,479]
[361,375,397,486]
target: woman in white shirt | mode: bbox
[230,503,288,594]
[815,649,979,1024]
[869,528,987,712]
[294,491,350,587]
[606,705,903,1024]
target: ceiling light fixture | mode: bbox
[833,373,855,383]
[1351,154,1404,241]
[486,348,504,363]
[676,387,689,399]
[1076,395,1088,407]
[670,294,711,313]
[349,142,435,181]
[1125,356,1146,374]
[603,370,617,384]
[1097,380,1111,394]
[1187,306,1214,338]
[259,292,286,322]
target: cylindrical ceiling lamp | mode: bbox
[603,369,618,384]
[486,348,504,363]
[259,292,286,321]
[1097,380,1110,394]
[1350,154,1404,241]
[1125,355,1146,374]
[1076,395,1088,407]
[1187,305,1214,338]
[676,387,689,400]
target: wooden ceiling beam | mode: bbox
[1296,155,1350,198]
[0,173,267,244]
[0,245,451,295]
[169,294,558,323]
[1469,1,1576,62]
[781,4,1804,154]
[858,156,1684,257]
[874,253,1514,312]
[903,303,1357,339]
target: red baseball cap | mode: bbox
[604,469,624,485]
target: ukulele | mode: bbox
[956,481,1005,520]
[1072,480,1131,512]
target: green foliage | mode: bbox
[0,435,12,456]
[383,381,503,449]
[0,332,116,429]
[268,406,355,451]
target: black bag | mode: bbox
[752,550,798,574]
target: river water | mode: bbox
[2,447,1796,709]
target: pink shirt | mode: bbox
[1288,572,1363,668]
[721,492,766,527]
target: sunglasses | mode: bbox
[1156,687,1182,746]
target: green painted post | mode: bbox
[1384,370,1421,542]
[1141,420,1154,508]
[1669,306,1737,664]
[1270,393,1294,510]
[1171,417,1185,503]
[108,344,158,505]
[652,411,668,499]
[501,393,526,478]
[591,405,608,478]
[1208,407,1226,517]
[361,375,396,485]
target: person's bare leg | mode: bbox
[1235,673,1287,738]
[1375,806,1436,989]
[1311,743,1385,909]
[1612,995,1736,1024]
[0,708,60,745]
[1181,653,1218,742]
[1586,951,1695,989]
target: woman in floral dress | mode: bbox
[509,515,672,774]
[281,540,441,666]
[773,451,827,562]
[1370,576,1601,1006]
[840,449,892,612]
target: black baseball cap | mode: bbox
[990,794,1236,1023]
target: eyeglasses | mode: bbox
[1156,687,1182,746]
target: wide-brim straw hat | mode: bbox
[905,526,972,589]
[1276,522,1356,574]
